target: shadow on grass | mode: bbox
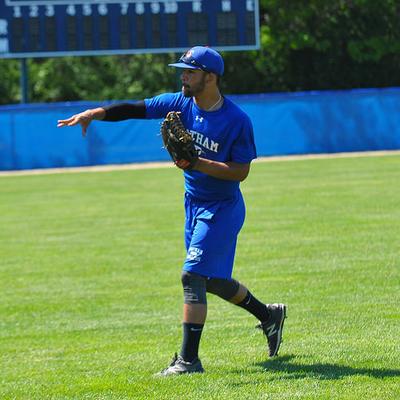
[251,355,400,380]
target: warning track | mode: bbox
[0,150,399,177]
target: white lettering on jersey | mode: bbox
[209,140,219,152]
[195,133,204,145]
[189,130,220,153]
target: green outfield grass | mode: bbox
[1,154,399,400]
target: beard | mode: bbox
[182,73,207,97]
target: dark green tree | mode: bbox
[1,0,399,105]
[0,59,20,103]
[244,0,400,92]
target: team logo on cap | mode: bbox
[185,50,193,58]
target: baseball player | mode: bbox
[57,46,287,376]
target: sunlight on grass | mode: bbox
[1,155,399,399]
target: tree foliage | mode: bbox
[0,0,399,105]
[253,0,400,92]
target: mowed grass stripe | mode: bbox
[0,155,399,399]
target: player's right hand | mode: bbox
[57,110,93,137]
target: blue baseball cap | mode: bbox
[168,46,224,76]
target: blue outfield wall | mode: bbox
[0,87,399,171]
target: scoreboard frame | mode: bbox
[0,0,260,59]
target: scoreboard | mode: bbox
[0,0,260,58]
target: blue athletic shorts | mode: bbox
[183,191,246,279]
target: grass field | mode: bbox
[1,154,399,399]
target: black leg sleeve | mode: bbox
[206,277,240,301]
[181,271,207,304]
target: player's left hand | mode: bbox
[175,159,191,169]
[160,111,198,170]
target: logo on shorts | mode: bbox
[187,247,203,262]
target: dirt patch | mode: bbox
[1,150,399,177]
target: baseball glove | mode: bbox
[161,111,198,169]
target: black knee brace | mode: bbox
[206,277,240,301]
[181,271,207,304]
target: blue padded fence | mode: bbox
[0,87,399,171]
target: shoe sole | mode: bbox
[155,368,204,377]
[270,303,287,357]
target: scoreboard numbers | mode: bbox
[0,0,260,58]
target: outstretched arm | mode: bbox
[57,101,146,136]
[57,107,105,136]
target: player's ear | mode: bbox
[205,72,217,85]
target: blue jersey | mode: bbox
[145,92,257,201]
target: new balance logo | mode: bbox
[265,324,278,337]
